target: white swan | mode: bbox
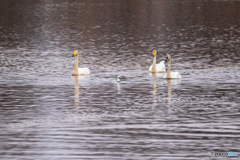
[71,50,90,76]
[148,50,166,73]
[163,55,181,79]
[117,76,121,82]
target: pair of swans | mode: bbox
[71,50,181,79]
[148,50,181,79]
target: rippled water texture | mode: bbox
[0,0,240,159]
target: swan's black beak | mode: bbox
[72,54,74,57]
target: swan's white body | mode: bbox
[163,71,181,79]
[149,61,166,73]
[116,76,121,82]
[78,68,90,75]
[164,54,181,79]
[71,50,90,76]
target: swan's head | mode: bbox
[152,50,156,57]
[72,50,79,57]
[165,54,171,62]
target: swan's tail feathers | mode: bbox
[156,62,166,72]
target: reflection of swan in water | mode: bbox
[113,76,121,94]
[149,72,181,86]
[166,79,171,114]
[150,74,180,112]
[71,50,90,76]
[157,78,181,86]
[149,50,166,73]
[72,76,79,108]
[152,77,157,110]
[149,72,165,77]
[163,55,181,79]
[117,82,121,94]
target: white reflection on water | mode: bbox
[117,81,121,94]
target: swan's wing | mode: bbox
[156,61,166,72]
[78,68,90,75]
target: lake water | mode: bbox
[0,0,240,159]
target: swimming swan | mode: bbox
[163,55,181,79]
[71,50,90,76]
[148,50,166,73]
[117,76,121,82]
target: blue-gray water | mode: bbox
[0,0,240,159]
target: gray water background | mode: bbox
[0,0,240,159]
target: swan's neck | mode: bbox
[166,59,171,78]
[151,55,157,73]
[75,55,79,69]
[72,55,79,75]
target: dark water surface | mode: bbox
[0,0,240,159]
